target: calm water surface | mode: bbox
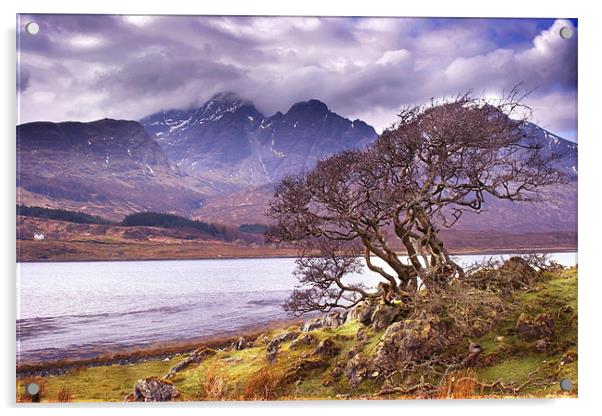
[16,252,577,363]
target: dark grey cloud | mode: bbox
[17,15,578,139]
[17,68,30,92]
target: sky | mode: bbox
[17,15,578,141]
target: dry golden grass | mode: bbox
[17,237,298,263]
[197,365,228,401]
[242,366,285,401]
[435,369,478,399]
[56,385,72,403]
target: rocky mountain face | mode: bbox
[140,92,377,187]
[17,119,212,220]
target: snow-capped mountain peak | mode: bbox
[140,93,378,187]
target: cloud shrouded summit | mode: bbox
[17,15,577,140]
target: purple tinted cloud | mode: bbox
[17,15,577,140]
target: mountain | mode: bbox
[140,92,377,187]
[192,115,577,234]
[194,181,577,234]
[17,95,577,237]
[17,119,212,220]
[521,122,578,179]
[194,184,277,225]
[454,122,577,233]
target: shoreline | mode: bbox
[16,316,308,377]
[16,246,578,264]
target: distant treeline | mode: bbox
[18,205,266,243]
[121,211,236,239]
[17,204,113,225]
[239,223,268,234]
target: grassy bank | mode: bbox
[17,268,577,402]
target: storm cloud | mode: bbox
[17,15,578,140]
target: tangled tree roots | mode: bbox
[375,367,548,398]
[416,282,506,340]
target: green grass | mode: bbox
[170,321,370,400]
[17,356,183,402]
[473,267,578,396]
[477,355,545,383]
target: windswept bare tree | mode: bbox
[267,91,565,315]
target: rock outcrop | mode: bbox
[345,302,377,326]
[371,311,446,376]
[370,303,403,330]
[266,330,300,362]
[345,353,370,388]
[301,311,346,331]
[231,336,251,351]
[535,339,551,352]
[313,338,340,357]
[290,333,317,350]
[125,377,179,402]
[515,312,554,341]
[269,330,300,347]
[164,347,215,379]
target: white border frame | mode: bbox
[2,1,600,414]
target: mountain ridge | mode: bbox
[140,92,378,187]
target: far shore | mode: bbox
[16,239,577,264]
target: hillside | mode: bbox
[17,119,213,220]
[194,182,577,234]
[16,215,296,262]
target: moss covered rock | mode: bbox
[125,377,179,402]
[346,301,377,326]
[313,338,340,357]
[370,303,403,330]
[515,312,554,341]
[371,311,447,376]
